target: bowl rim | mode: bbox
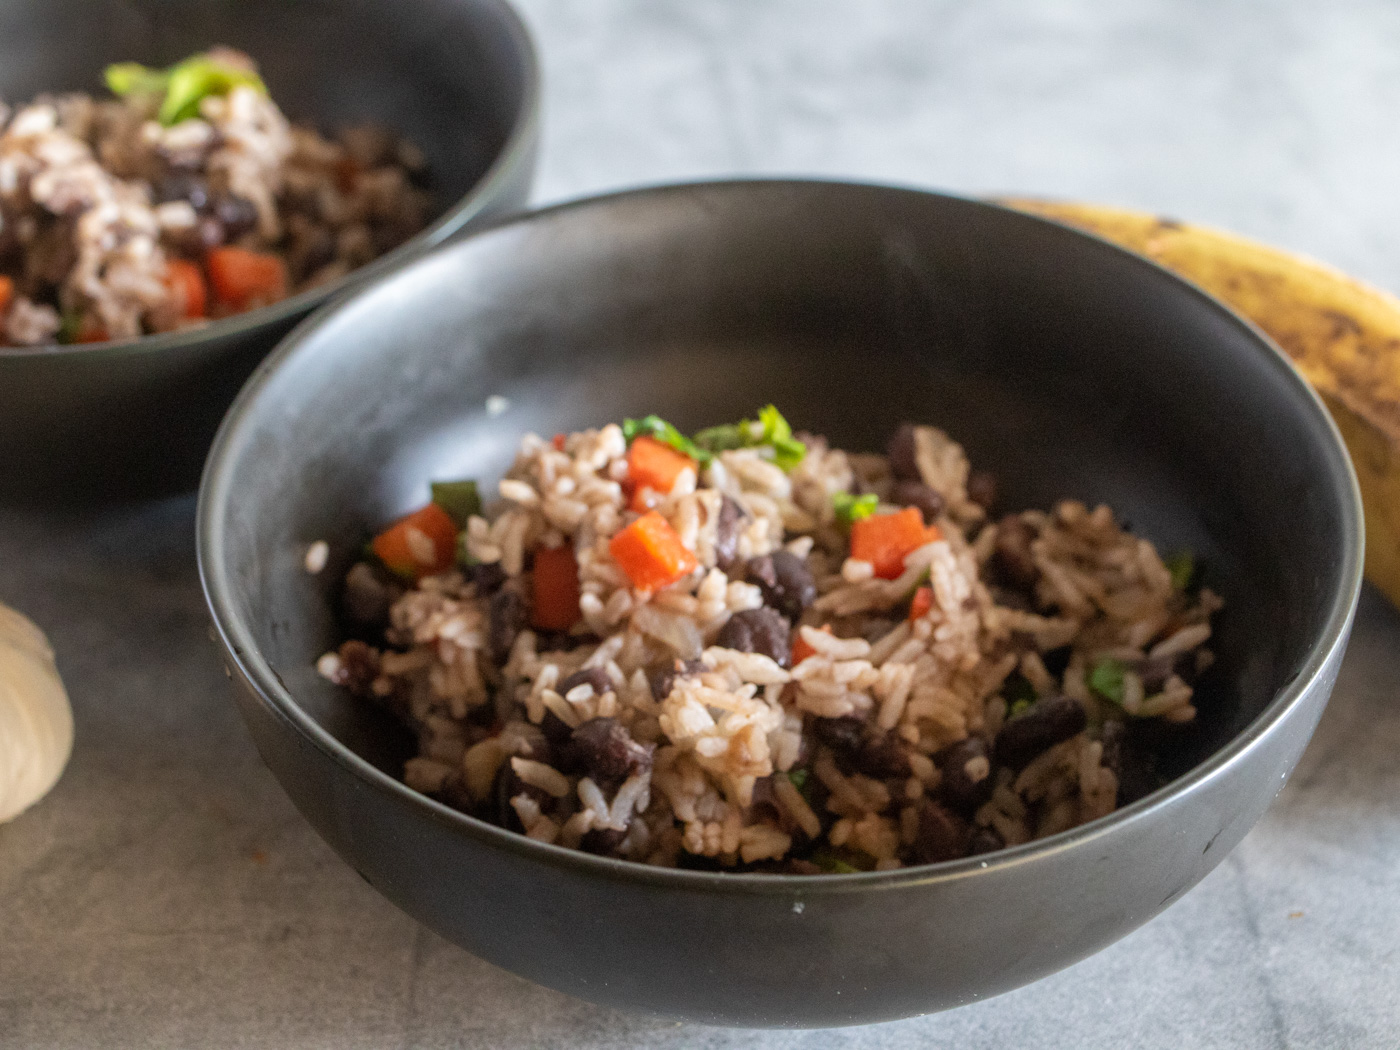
[197,177,1365,896]
[0,0,540,363]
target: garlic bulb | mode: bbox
[0,602,73,823]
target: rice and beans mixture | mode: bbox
[0,48,429,346]
[318,408,1221,873]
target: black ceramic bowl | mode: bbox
[198,181,1363,1028]
[0,0,537,499]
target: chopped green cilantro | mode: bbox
[106,52,267,127]
[787,769,809,791]
[622,415,709,462]
[755,405,806,471]
[692,404,806,471]
[832,491,879,529]
[1088,657,1127,704]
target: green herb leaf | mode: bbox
[104,62,170,98]
[756,404,806,471]
[1088,657,1127,704]
[1009,698,1034,718]
[1002,672,1037,708]
[691,405,807,471]
[430,479,482,526]
[691,422,748,453]
[622,415,709,462]
[832,491,879,529]
[159,55,266,125]
[1166,549,1196,591]
[787,769,809,791]
[105,52,266,127]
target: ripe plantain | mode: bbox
[1002,198,1399,609]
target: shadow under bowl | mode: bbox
[0,0,538,501]
[198,180,1362,1027]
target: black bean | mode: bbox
[854,733,912,779]
[994,694,1088,770]
[539,709,574,750]
[890,480,944,524]
[467,560,507,595]
[887,423,921,480]
[1041,645,1072,678]
[714,496,745,570]
[341,561,402,629]
[579,827,627,856]
[748,775,783,825]
[746,550,816,621]
[910,798,969,865]
[646,658,705,702]
[212,194,258,239]
[811,716,865,758]
[155,172,210,211]
[488,588,529,663]
[934,736,995,814]
[967,470,998,512]
[715,607,791,667]
[992,514,1040,591]
[557,667,613,699]
[561,717,653,786]
[968,826,1005,856]
[333,639,380,695]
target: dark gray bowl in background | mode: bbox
[0,0,538,500]
[198,181,1363,1027]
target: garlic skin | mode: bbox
[0,602,73,824]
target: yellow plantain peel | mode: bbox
[1003,199,1396,608]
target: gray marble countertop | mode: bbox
[4,1,1399,1046]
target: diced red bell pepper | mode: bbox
[850,507,942,580]
[532,543,581,631]
[371,502,458,579]
[609,510,698,592]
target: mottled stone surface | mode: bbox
[4,1,1400,1045]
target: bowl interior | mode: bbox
[0,0,527,232]
[205,182,1357,823]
